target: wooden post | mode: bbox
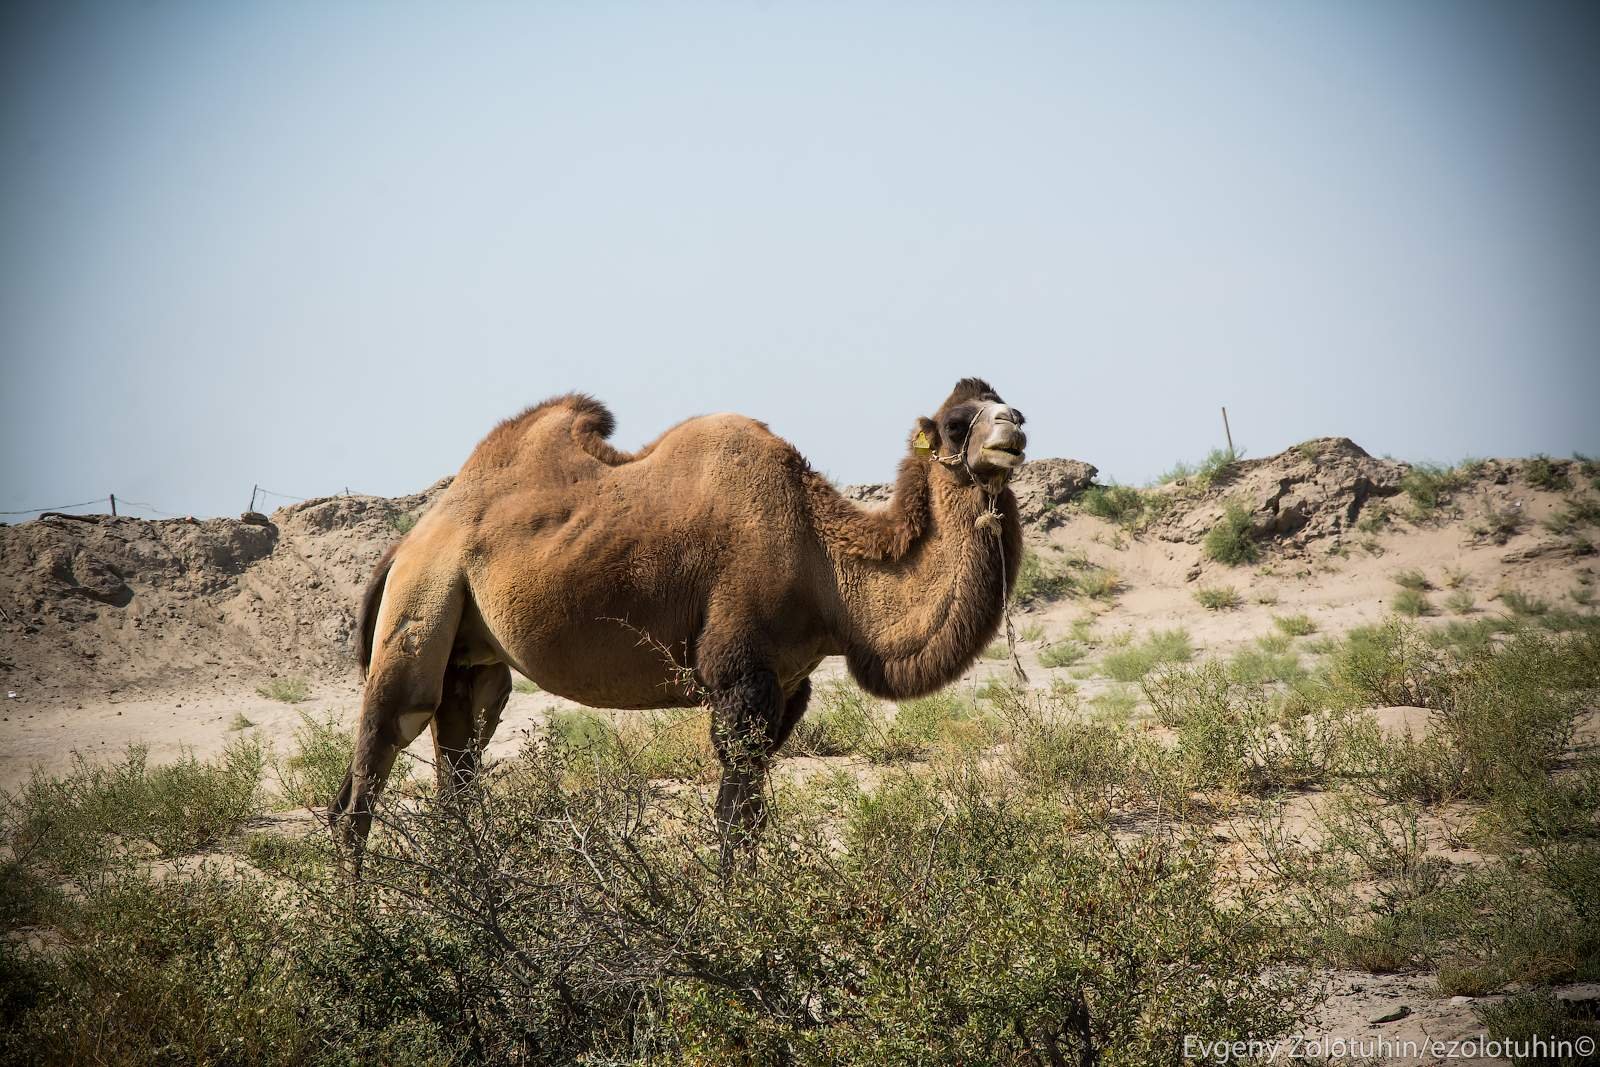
[249,484,258,513]
[109,493,117,516]
[1221,407,1235,457]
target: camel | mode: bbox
[330,377,1028,867]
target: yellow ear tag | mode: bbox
[913,431,931,455]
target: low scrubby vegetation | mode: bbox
[1099,627,1194,682]
[4,616,1597,1064]
[1009,549,1120,606]
[1195,584,1243,611]
[256,675,311,703]
[1393,587,1433,617]
[1401,461,1469,517]
[1078,483,1170,531]
[1159,446,1242,489]
[1273,613,1317,637]
[1203,501,1259,565]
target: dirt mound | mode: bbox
[0,481,449,706]
[1148,437,1410,552]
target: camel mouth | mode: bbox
[981,445,1026,469]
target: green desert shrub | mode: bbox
[1401,462,1466,515]
[1431,629,1590,797]
[1227,641,1307,686]
[1194,584,1243,611]
[0,871,318,1067]
[1197,445,1242,483]
[1477,992,1600,1065]
[1079,483,1146,524]
[1428,617,1506,655]
[1475,503,1526,544]
[1355,503,1392,534]
[256,675,311,703]
[1338,627,1595,807]
[1010,550,1073,605]
[1163,446,1242,488]
[1273,614,1317,637]
[1543,494,1600,535]
[1500,589,1550,617]
[549,707,718,782]
[1038,640,1088,669]
[1142,662,1351,791]
[615,709,720,782]
[1100,628,1194,682]
[1339,716,1469,806]
[873,692,994,762]
[1088,684,1141,723]
[1080,483,1172,530]
[1579,453,1600,489]
[274,710,354,809]
[7,741,264,871]
[989,687,1138,795]
[1524,454,1571,492]
[1393,568,1431,591]
[1012,551,1120,605]
[548,707,616,752]
[1393,587,1433,617]
[1203,501,1259,565]
[1317,621,1450,710]
[1074,565,1122,601]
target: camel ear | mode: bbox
[911,417,938,456]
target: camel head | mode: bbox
[914,377,1028,486]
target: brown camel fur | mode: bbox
[330,378,1028,867]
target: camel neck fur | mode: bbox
[804,455,1022,699]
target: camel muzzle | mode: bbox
[979,422,1027,472]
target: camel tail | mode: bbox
[355,543,401,678]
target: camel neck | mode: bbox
[824,462,1021,699]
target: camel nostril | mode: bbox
[992,407,1018,425]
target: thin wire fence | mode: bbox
[0,484,390,522]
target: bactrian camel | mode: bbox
[331,378,1028,866]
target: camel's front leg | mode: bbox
[707,659,786,869]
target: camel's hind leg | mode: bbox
[429,663,512,795]
[329,552,464,868]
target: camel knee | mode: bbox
[708,664,784,765]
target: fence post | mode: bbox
[109,493,117,517]
[1221,407,1235,456]
[249,484,258,513]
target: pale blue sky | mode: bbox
[2,1,1597,518]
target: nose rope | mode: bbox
[933,403,1028,685]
